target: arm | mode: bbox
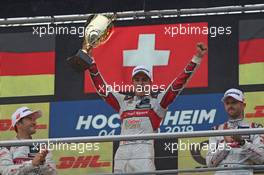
[75,47,124,112]
[240,124,264,164]
[158,43,207,109]
[206,136,231,167]
[231,123,264,164]
[241,138,264,164]
[0,147,37,175]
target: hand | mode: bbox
[195,42,207,58]
[224,136,234,143]
[232,135,242,142]
[82,40,93,55]
[232,135,245,146]
[32,150,48,167]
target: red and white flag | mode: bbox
[85,22,208,93]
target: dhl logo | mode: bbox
[0,119,47,131]
[245,105,264,118]
[56,155,111,169]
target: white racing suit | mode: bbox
[85,51,202,173]
[0,142,57,175]
[206,118,264,175]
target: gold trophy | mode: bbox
[67,14,115,71]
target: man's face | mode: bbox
[16,114,37,135]
[132,72,151,97]
[223,97,245,119]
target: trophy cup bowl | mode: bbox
[67,14,115,72]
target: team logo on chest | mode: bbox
[124,119,143,129]
[136,97,151,109]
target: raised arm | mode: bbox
[158,43,207,109]
[74,45,124,112]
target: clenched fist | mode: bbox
[224,136,234,143]
[32,149,48,167]
[196,42,207,58]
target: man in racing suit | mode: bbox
[0,107,57,175]
[206,88,264,175]
[75,42,207,173]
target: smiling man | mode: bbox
[73,42,207,173]
[206,88,264,175]
[0,107,57,175]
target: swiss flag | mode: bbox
[85,22,208,93]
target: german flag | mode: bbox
[0,33,55,97]
[239,19,264,85]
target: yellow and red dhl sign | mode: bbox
[56,155,111,169]
[0,119,47,131]
[52,142,113,175]
[244,92,264,127]
[245,105,264,118]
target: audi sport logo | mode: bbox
[56,155,111,169]
[127,119,143,124]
